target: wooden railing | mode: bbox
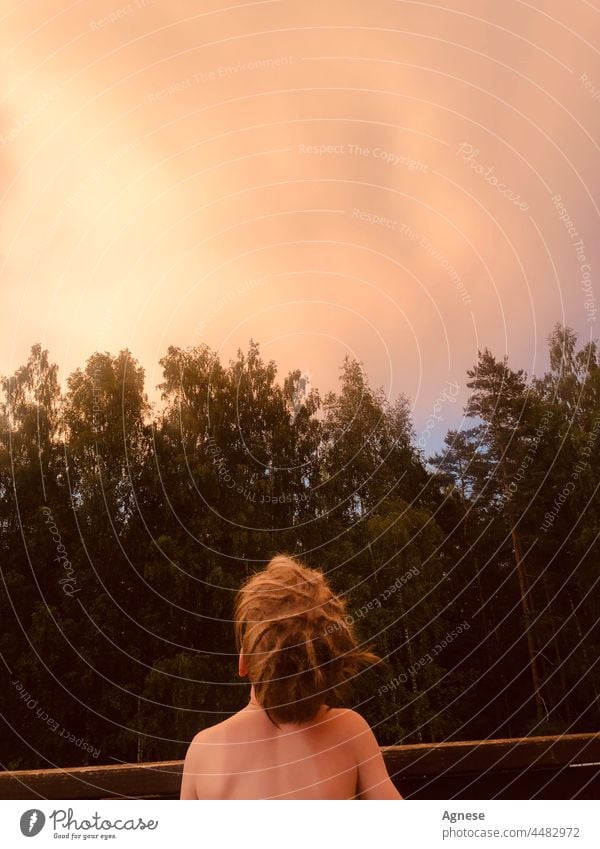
[1,733,599,800]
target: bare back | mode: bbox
[181,702,402,800]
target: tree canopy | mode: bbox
[1,325,599,769]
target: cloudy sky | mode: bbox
[1,0,599,441]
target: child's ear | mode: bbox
[238,652,248,677]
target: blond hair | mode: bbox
[234,553,378,725]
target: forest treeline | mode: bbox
[1,323,599,770]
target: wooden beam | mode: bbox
[382,732,600,778]
[0,760,183,800]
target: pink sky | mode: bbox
[1,0,599,441]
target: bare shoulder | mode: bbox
[182,725,212,769]
[332,710,401,799]
[181,714,242,798]
[327,709,389,764]
[187,725,215,749]
[325,707,374,736]
[186,711,244,749]
[180,725,216,799]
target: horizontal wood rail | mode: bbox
[1,733,599,800]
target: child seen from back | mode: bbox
[180,554,403,800]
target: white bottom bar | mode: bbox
[0,800,597,849]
